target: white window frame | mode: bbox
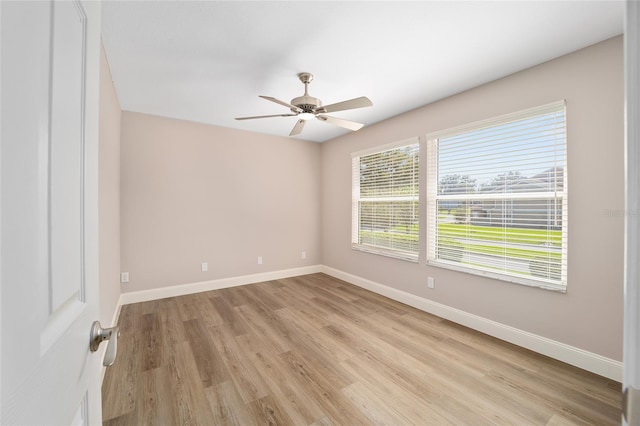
[351,138,420,262]
[426,101,568,291]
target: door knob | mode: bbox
[89,321,120,366]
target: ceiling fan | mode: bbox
[235,72,373,136]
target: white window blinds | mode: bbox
[352,139,419,261]
[426,101,567,290]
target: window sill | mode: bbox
[352,244,419,263]
[426,259,567,293]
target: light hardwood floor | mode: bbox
[102,273,621,425]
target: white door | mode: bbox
[1,1,104,424]
[624,2,640,425]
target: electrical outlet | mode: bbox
[427,276,435,289]
[301,251,307,259]
[201,262,208,272]
[258,256,263,265]
[121,272,129,283]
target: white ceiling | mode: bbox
[101,1,624,143]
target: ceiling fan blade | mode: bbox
[289,119,306,136]
[259,95,303,113]
[318,96,372,113]
[317,115,364,131]
[235,113,297,120]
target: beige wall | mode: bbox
[98,43,122,326]
[321,36,624,361]
[115,36,623,362]
[120,113,322,292]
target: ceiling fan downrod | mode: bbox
[291,72,322,113]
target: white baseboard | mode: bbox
[119,265,323,305]
[321,266,623,382]
[110,295,124,327]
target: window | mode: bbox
[426,101,567,291]
[352,139,419,261]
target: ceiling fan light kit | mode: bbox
[298,112,316,121]
[235,72,372,137]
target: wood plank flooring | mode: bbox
[102,273,621,425]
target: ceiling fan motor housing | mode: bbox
[290,95,322,113]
